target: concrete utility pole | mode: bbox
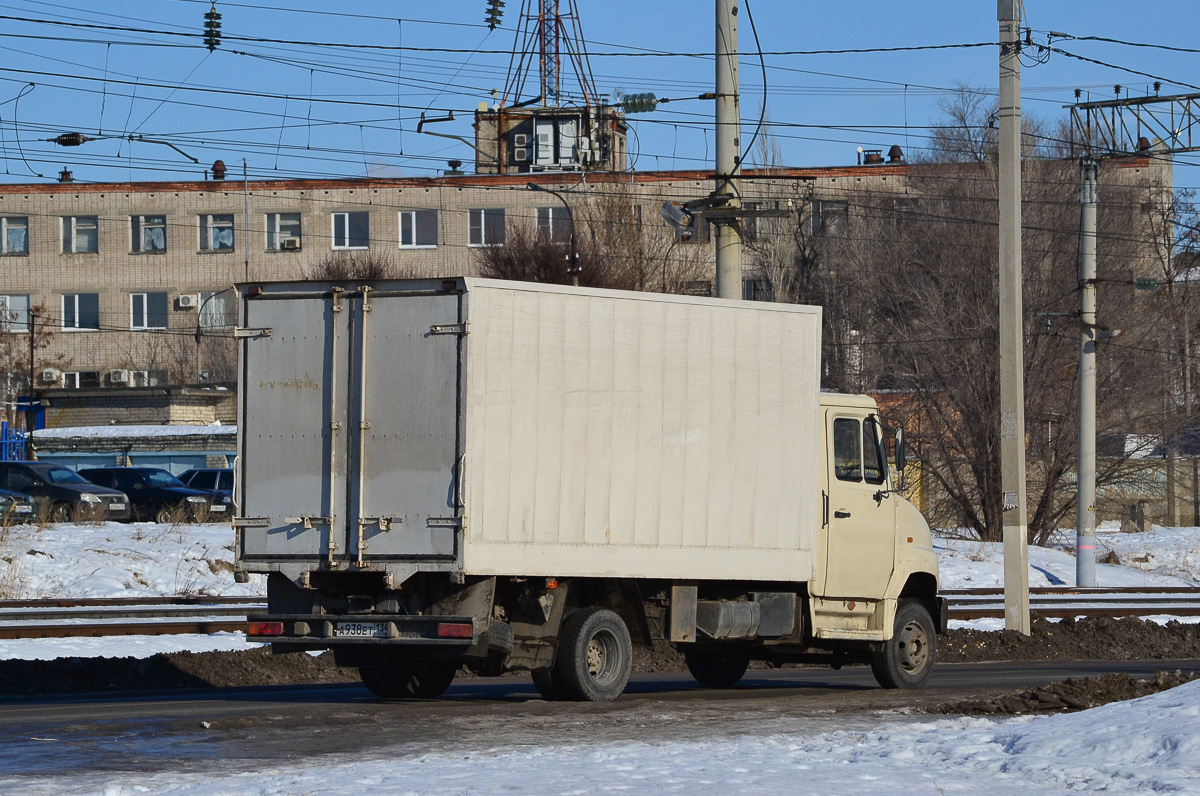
[25,310,36,439]
[998,0,1030,633]
[713,0,742,299]
[1077,159,1099,587]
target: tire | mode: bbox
[554,608,633,702]
[154,504,174,524]
[50,502,71,523]
[531,667,568,701]
[359,657,458,699]
[683,647,751,688]
[870,601,937,690]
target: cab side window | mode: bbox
[833,418,862,482]
[863,418,886,486]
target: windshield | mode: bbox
[143,469,186,488]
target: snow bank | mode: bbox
[32,423,235,439]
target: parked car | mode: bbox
[77,467,231,523]
[0,487,35,523]
[0,462,131,522]
[176,468,234,506]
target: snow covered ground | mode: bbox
[4,521,1200,794]
[8,680,1200,795]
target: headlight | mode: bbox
[79,493,102,504]
[186,495,206,504]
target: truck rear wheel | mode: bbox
[683,648,750,688]
[870,601,936,689]
[359,657,458,699]
[555,608,632,702]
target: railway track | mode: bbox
[1,588,1199,640]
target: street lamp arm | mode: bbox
[526,183,579,286]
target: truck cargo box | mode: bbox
[235,279,822,585]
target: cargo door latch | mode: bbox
[429,323,467,336]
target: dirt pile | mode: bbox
[939,616,1200,663]
[937,670,1199,715]
[0,647,355,696]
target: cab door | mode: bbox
[822,412,895,599]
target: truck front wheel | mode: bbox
[870,601,936,689]
[359,657,458,699]
[555,608,633,702]
[683,647,750,688]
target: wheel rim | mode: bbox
[585,628,621,687]
[896,618,929,674]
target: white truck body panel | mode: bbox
[236,279,822,584]
[460,281,821,581]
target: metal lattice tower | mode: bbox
[502,0,598,110]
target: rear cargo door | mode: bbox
[239,285,464,567]
[346,289,463,563]
[239,288,349,561]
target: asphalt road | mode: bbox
[3,658,1199,776]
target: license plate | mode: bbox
[209,505,226,512]
[109,503,126,510]
[13,505,31,514]
[334,622,389,638]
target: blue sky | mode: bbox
[0,1,1195,189]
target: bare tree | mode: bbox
[0,301,69,428]
[304,250,404,280]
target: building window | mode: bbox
[199,290,234,328]
[266,212,301,251]
[199,214,235,251]
[131,215,166,252]
[61,293,100,331]
[129,370,167,387]
[130,292,168,329]
[536,207,571,242]
[0,294,30,332]
[468,208,505,247]
[1,217,28,254]
[398,210,438,248]
[811,200,848,236]
[63,371,101,389]
[331,211,369,249]
[62,216,98,253]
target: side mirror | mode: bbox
[895,427,907,472]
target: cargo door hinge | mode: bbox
[430,323,468,336]
[234,327,273,339]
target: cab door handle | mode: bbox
[834,510,851,519]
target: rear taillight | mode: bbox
[247,621,284,636]
[436,622,473,639]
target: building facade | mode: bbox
[0,152,1172,429]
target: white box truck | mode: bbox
[234,278,944,701]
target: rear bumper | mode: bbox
[247,613,478,649]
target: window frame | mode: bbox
[468,208,506,247]
[198,213,235,252]
[0,294,29,332]
[62,216,99,254]
[1,216,28,255]
[535,206,571,243]
[265,212,302,251]
[61,293,100,332]
[199,290,234,329]
[130,214,167,253]
[130,292,169,330]
[398,209,438,249]
[331,211,370,250]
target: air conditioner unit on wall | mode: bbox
[41,367,62,383]
[177,294,199,309]
[107,369,131,385]
[281,238,301,250]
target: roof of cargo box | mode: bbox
[819,392,878,410]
